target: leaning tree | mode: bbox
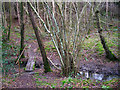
[27,2,51,73]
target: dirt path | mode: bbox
[8,72,36,88]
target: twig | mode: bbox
[16,45,28,64]
[16,45,29,75]
[47,57,61,71]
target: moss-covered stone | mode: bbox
[33,63,35,70]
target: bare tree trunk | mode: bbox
[27,2,51,73]
[17,2,20,25]
[106,1,108,29]
[3,3,6,27]
[63,2,70,77]
[95,10,119,61]
[7,2,11,40]
[14,3,17,16]
[2,3,8,41]
[20,2,25,58]
[2,3,5,27]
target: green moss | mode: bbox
[24,68,26,70]
[83,86,89,88]
[95,41,104,55]
[45,47,50,51]
[36,81,42,84]
[33,58,36,70]
[2,79,6,83]
[15,32,20,38]
[51,84,56,88]
[35,72,39,74]
[34,73,39,77]
[36,80,50,86]
[44,40,56,52]
[41,82,50,86]
[12,79,15,81]
[43,77,47,79]
[102,85,110,88]
[92,83,96,86]
[8,81,11,83]
[33,63,35,70]
[102,78,119,85]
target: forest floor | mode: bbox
[2,22,120,88]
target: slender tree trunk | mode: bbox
[14,3,17,16]
[20,2,25,58]
[3,3,6,28]
[2,3,5,27]
[95,10,119,61]
[2,3,8,41]
[7,2,11,40]
[106,0,108,29]
[27,2,51,73]
[17,2,20,25]
[63,2,70,77]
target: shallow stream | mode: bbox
[78,71,120,81]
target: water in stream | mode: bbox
[78,71,120,81]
